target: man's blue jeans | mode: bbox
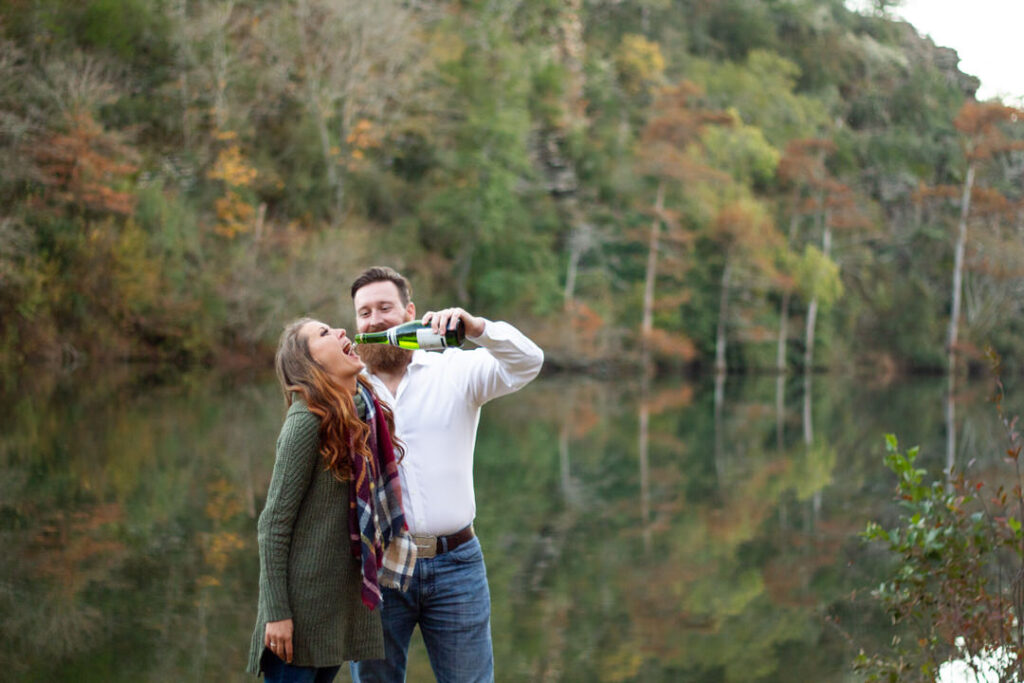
[350,536,494,683]
[261,650,341,683]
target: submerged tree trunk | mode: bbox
[776,290,790,374]
[638,365,652,552]
[776,372,786,451]
[948,162,975,375]
[945,371,957,482]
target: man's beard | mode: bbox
[356,341,412,373]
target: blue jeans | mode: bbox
[262,650,340,683]
[350,536,494,683]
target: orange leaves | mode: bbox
[639,81,733,184]
[713,198,778,252]
[954,101,1024,161]
[643,327,698,362]
[213,191,256,238]
[206,137,260,238]
[777,138,835,188]
[206,144,258,187]
[30,110,137,217]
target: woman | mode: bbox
[247,318,416,682]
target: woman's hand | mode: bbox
[264,618,294,663]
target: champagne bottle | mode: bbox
[354,319,466,351]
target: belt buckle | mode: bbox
[413,534,437,559]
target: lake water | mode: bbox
[2,364,1020,681]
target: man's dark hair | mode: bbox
[350,266,413,306]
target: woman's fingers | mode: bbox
[265,618,294,662]
[283,634,294,663]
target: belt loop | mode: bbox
[439,535,448,554]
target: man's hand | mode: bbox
[265,618,294,663]
[422,307,485,338]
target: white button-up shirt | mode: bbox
[363,319,543,536]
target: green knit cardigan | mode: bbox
[246,398,384,675]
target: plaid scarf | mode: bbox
[350,383,416,610]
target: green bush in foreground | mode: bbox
[859,406,1024,681]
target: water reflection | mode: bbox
[1,366,1020,681]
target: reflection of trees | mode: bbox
[6,369,1020,680]
[479,374,869,681]
[0,367,279,680]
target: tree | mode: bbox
[258,0,424,224]
[636,81,731,366]
[948,101,1024,376]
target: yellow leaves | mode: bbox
[429,30,465,64]
[206,136,260,238]
[198,479,247,588]
[206,144,258,187]
[347,119,379,149]
[199,531,246,582]
[615,34,665,95]
[205,478,244,522]
[345,119,380,169]
[214,190,255,238]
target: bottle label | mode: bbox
[415,328,446,351]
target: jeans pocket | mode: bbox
[448,537,483,564]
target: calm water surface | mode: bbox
[1,365,1020,682]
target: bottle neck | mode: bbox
[354,329,389,344]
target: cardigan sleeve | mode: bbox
[256,405,321,622]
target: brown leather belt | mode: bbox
[412,525,475,559]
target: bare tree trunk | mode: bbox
[714,256,732,374]
[641,181,665,350]
[454,242,473,305]
[804,210,832,371]
[714,369,726,485]
[776,202,800,374]
[295,0,342,225]
[563,219,592,309]
[803,371,813,446]
[175,0,193,147]
[948,162,975,375]
[209,1,236,131]
[309,81,340,222]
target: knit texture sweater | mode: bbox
[246,399,384,675]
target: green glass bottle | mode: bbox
[354,319,466,351]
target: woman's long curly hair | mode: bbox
[275,318,403,480]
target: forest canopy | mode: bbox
[1,0,1022,373]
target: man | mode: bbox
[349,266,543,683]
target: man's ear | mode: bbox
[407,301,416,321]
